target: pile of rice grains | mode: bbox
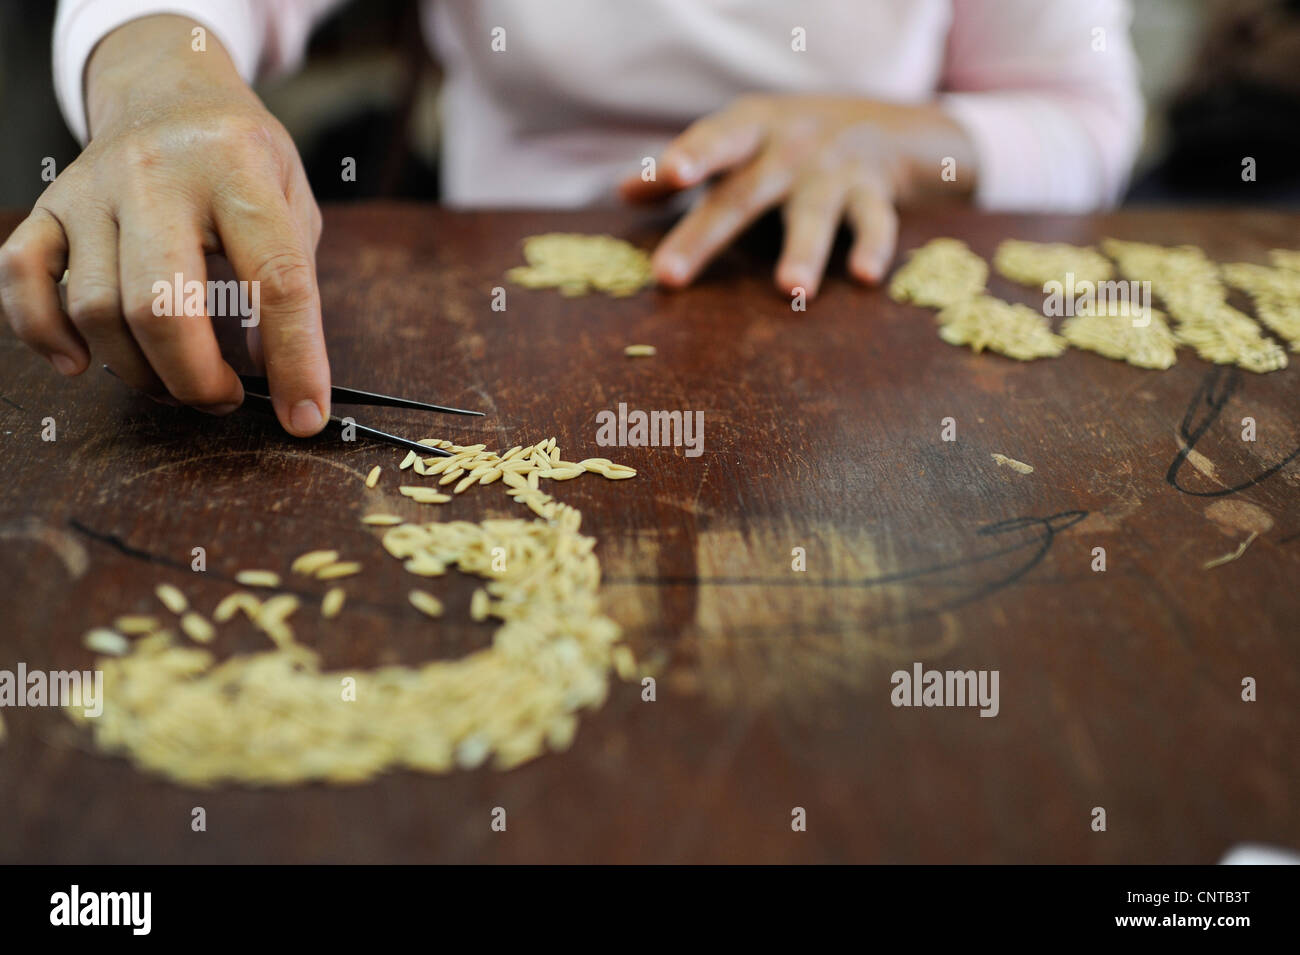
[506,233,654,297]
[66,438,642,787]
[890,237,1300,373]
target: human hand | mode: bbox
[0,15,329,435]
[620,95,976,298]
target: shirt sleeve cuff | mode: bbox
[54,1,261,145]
[940,90,1115,213]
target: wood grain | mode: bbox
[0,203,1296,863]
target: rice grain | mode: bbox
[154,584,188,615]
[235,570,281,589]
[84,628,129,656]
[408,590,444,618]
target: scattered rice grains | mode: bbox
[67,435,641,787]
[70,509,634,786]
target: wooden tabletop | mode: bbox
[1,203,1297,863]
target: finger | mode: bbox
[619,103,766,203]
[118,204,245,412]
[0,208,87,374]
[844,182,899,286]
[651,149,795,287]
[64,208,163,394]
[775,177,849,297]
[286,170,323,253]
[213,188,330,437]
[246,172,318,375]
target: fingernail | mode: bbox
[50,354,79,376]
[674,158,698,183]
[290,399,324,434]
[196,402,242,416]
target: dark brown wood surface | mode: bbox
[1,203,1297,863]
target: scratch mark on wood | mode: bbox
[0,517,89,578]
[119,448,372,486]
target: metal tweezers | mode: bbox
[237,374,483,457]
[103,366,483,456]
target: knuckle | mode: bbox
[253,251,315,307]
[122,295,169,332]
[731,164,788,210]
[171,374,235,407]
[117,112,286,176]
[119,138,166,175]
[0,241,42,286]
[211,113,285,164]
[787,181,839,215]
[66,287,122,330]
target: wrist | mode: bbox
[85,14,248,137]
[890,103,978,201]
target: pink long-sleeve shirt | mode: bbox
[53,0,1144,211]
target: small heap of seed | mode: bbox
[993,239,1113,288]
[935,295,1067,361]
[1221,262,1300,351]
[888,238,988,308]
[1102,239,1287,373]
[894,236,1300,372]
[1061,303,1178,370]
[1270,249,1300,273]
[506,233,653,297]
